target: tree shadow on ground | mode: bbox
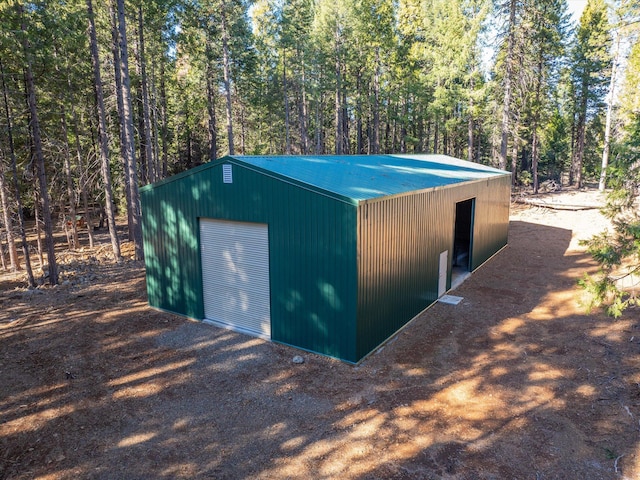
[1,219,639,479]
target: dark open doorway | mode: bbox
[452,198,475,288]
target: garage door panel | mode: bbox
[200,218,271,337]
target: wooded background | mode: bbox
[0,0,639,286]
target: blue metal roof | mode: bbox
[230,154,510,202]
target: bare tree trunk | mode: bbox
[138,4,155,183]
[88,0,122,262]
[0,236,6,271]
[335,42,342,155]
[116,0,144,260]
[511,140,518,186]
[531,56,544,194]
[50,46,81,251]
[571,89,588,188]
[400,94,408,154]
[425,118,431,153]
[21,6,58,285]
[354,70,363,154]
[434,118,439,154]
[110,1,133,238]
[599,32,621,191]
[60,103,79,250]
[315,90,323,154]
[206,75,217,162]
[468,75,475,163]
[0,75,19,272]
[298,55,309,155]
[205,41,218,163]
[221,6,234,155]
[283,49,291,154]
[531,130,540,193]
[33,191,45,274]
[342,80,349,154]
[0,165,19,271]
[499,0,517,171]
[160,58,169,178]
[149,59,161,177]
[239,94,246,154]
[373,48,381,155]
[79,161,95,248]
[69,97,95,248]
[1,58,35,286]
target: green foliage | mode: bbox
[0,0,634,257]
[581,119,640,317]
[518,170,532,186]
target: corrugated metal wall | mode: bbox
[142,158,510,363]
[141,160,360,361]
[469,175,511,270]
[355,176,510,360]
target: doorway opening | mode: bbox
[452,198,475,289]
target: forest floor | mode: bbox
[2,188,640,480]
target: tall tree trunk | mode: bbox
[116,0,144,260]
[20,7,58,285]
[138,4,155,183]
[342,79,349,154]
[67,86,95,248]
[0,59,22,274]
[531,56,544,194]
[298,54,309,155]
[0,235,6,271]
[0,164,19,271]
[51,47,81,251]
[315,90,323,154]
[239,95,246,154]
[355,70,364,154]
[511,140,518,186]
[571,86,588,188]
[33,190,45,273]
[531,131,540,193]
[149,60,161,178]
[110,1,133,238]
[221,6,234,155]
[334,47,342,155]
[425,118,431,153]
[160,57,169,177]
[599,32,621,191]
[59,102,79,250]
[205,54,218,163]
[400,94,408,154]
[499,0,517,171]
[434,117,439,154]
[88,0,122,262]
[468,75,475,163]
[282,49,291,154]
[76,117,95,248]
[373,48,381,154]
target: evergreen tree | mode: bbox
[569,0,611,188]
[581,29,640,317]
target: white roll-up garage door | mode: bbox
[199,218,271,338]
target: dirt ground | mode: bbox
[1,189,640,479]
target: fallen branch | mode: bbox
[513,198,601,211]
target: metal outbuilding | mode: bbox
[140,154,511,363]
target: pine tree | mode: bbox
[87,0,122,262]
[569,0,611,188]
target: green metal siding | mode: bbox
[469,175,511,270]
[142,154,510,363]
[355,176,510,360]
[141,159,359,362]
